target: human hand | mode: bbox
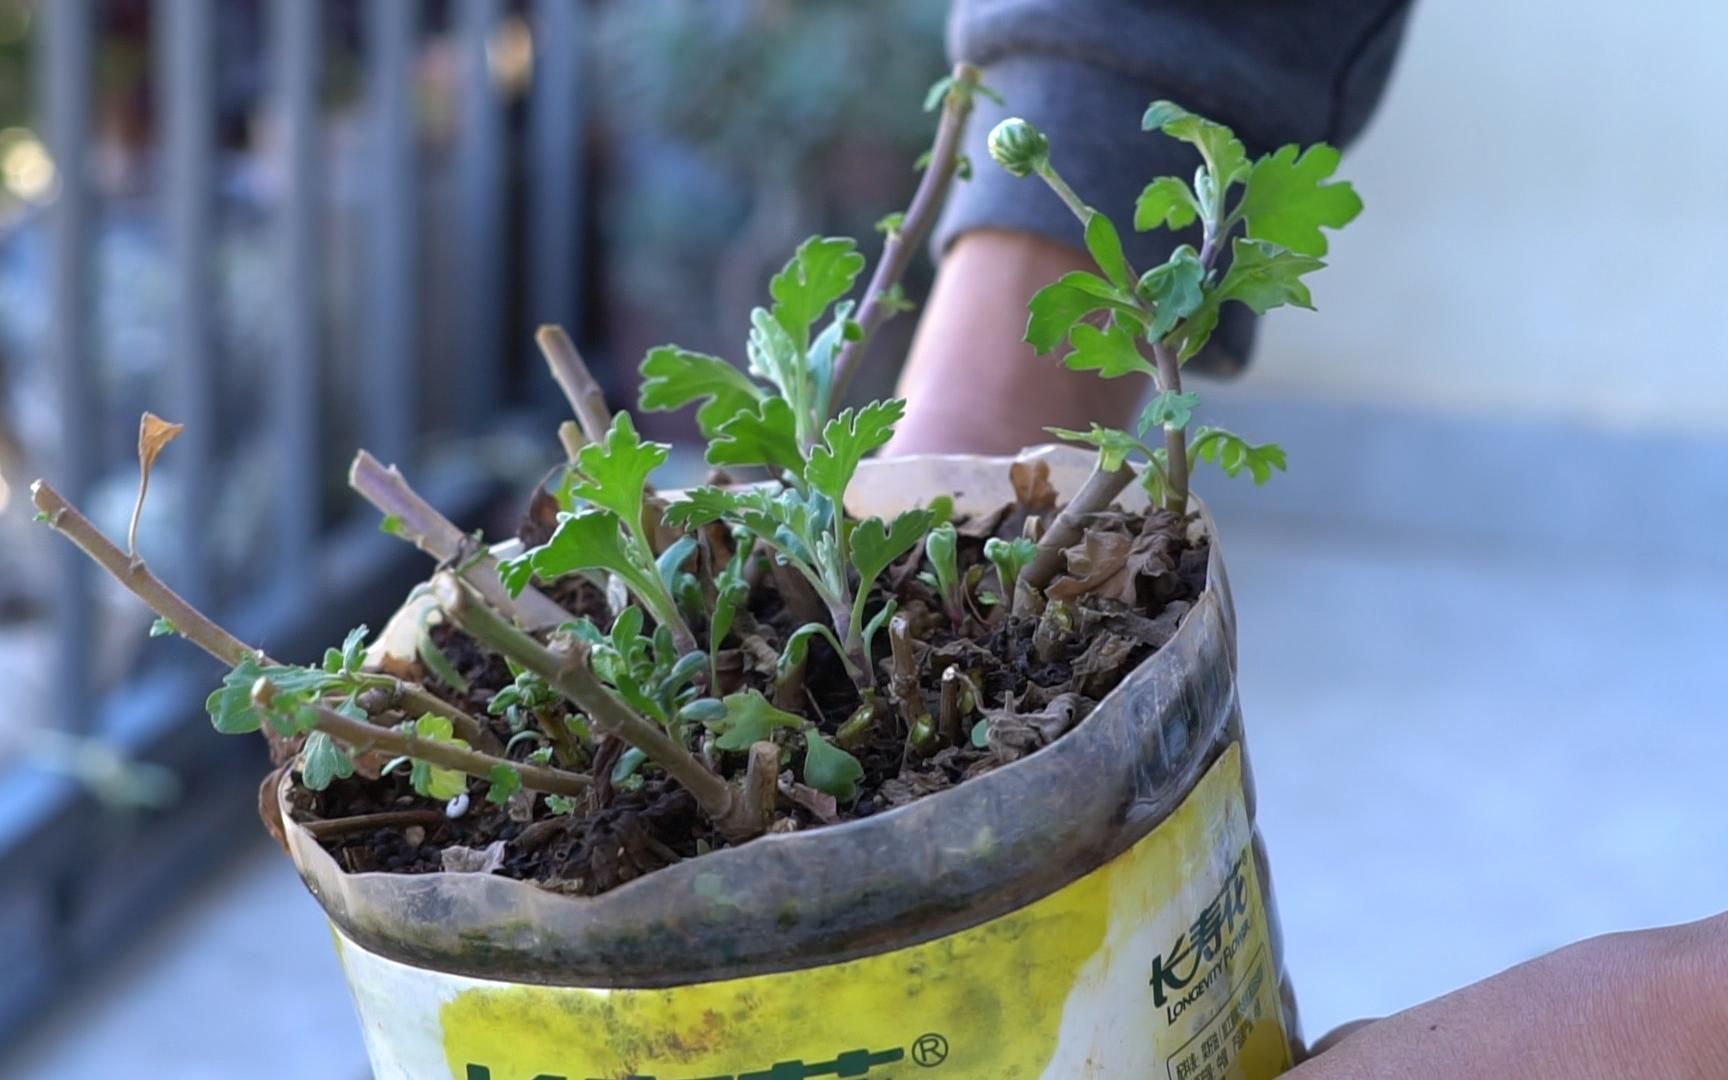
[885,228,1140,456]
[1288,913,1727,1079]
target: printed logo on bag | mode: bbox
[335,744,1293,1079]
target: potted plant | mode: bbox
[33,64,1359,1079]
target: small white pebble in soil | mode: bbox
[446,792,471,819]
[403,826,426,848]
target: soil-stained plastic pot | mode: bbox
[282,447,1300,1079]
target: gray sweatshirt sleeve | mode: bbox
[936,0,1413,373]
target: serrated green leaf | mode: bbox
[1173,301,1222,363]
[568,412,668,534]
[339,624,369,674]
[806,400,906,506]
[545,794,578,815]
[1136,391,1201,436]
[520,510,659,610]
[1216,238,1325,314]
[485,763,522,806]
[875,211,906,236]
[922,74,955,112]
[1084,212,1131,290]
[1238,143,1362,256]
[1141,100,1249,186]
[408,713,469,800]
[803,730,863,801]
[1045,424,1145,472]
[1139,244,1207,340]
[206,656,269,735]
[498,552,536,597]
[637,346,764,438]
[770,236,865,349]
[149,617,177,638]
[745,305,802,402]
[851,509,937,588]
[1190,427,1288,485]
[300,731,355,791]
[704,690,805,752]
[706,396,805,476]
[1064,320,1155,379]
[1024,271,1133,354]
[1134,176,1201,232]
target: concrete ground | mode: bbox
[5,399,1724,1075]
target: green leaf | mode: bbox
[149,617,177,638]
[485,763,522,806]
[1189,427,1288,484]
[850,509,937,588]
[861,597,898,668]
[922,74,955,112]
[874,211,906,236]
[299,731,355,791]
[408,714,469,800]
[206,656,269,735]
[568,412,668,533]
[1044,424,1146,472]
[637,346,764,438]
[519,510,659,607]
[706,396,806,476]
[704,690,806,752]
[545,794,579,815]
[1237,143,1362,256]
[803,730,864,801]
[745,307,802,404]
[770,236,865,348]
[379,513,404,537]
[1084,212,1131,290]
[1138,244,1207,340]
[984,536,1038,592]
[1064,320,1155,379]
[1024,271,1133,354]
[1172,301,1222,363]
[498,553,536,598]
[1136,391,1201,436]
[1134,176,1201,232]
[1216,238,1326,314]
[1141,100,1249,186]
[778,621,846,676]
[612,747,648,785]
[339,625,369,674]
[806,400,906,506]
[655,536,698,596]
[925,523,959,601]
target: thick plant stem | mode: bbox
[1019,462,1135,591]
[887,614,930,739]
[1152,343,1191,515]
[31,480,494,753]
[536,325,612,445]
[739,741,781,835]
[432,574,766,842]
[830,62,980,405]
[349,450,567,631]
[252,679,588,797]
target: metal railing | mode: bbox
[1,0,587,1044]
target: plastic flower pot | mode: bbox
[280,447,1299,1079]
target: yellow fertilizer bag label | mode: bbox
[335,743,1290,1079]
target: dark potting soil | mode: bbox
[288,473,1208,896]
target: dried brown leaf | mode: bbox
[129,412,184,555]
[1009,459,1058,514]
[981,692,1089,761]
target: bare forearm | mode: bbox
[889,229,1138,455]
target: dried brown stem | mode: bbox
[830,62,981,404]
[348,450,567,631]
[887,614,929,734]
[739,741,781,835]
[32,479,496,755]
[938,665,965,745]
[432,573,765,842]
[1019,462,1135,591]
[252,679,588,797]
[300,809,448,841]
[556,420,586,463]
[536,325,612,446]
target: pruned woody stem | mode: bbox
[431,573,768,842]
[830,62,981,404]
[251,679,587,797]
[29,479,497,754]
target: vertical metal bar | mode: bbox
[365,0,417,466]
[456,0,504,428]
[271,0,321,580]
[41,2,94,733]
[529,0,583,343]
[156,0,215,607]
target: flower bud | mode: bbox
[987,117,1050,178]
